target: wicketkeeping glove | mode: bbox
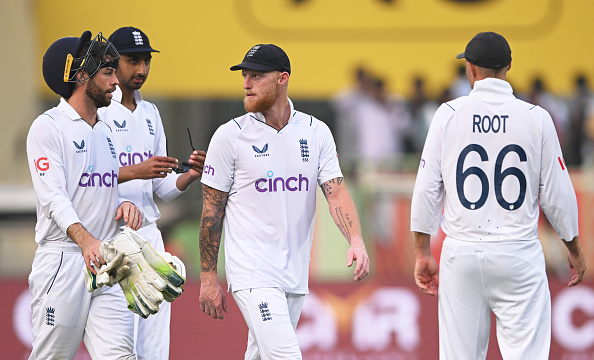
[126,229,186,302]
[84,241,130,292]
[111,228,167,318]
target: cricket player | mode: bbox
[198,44,370,359]
[97,26,205,359]
[411,32,587,359]
[27,31,142,359]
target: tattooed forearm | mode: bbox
[199,184,228,272]
[334,206,353,242]
[321,177,344,197]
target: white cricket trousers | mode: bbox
[132,222,171,360]
[233,287,305,360]
[28,241,135,360]
[439,237,551,360]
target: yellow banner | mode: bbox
[36,0,594,98]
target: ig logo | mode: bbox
[35,157,49,173]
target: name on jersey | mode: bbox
[473,114,508,133]
[255,172,309,193]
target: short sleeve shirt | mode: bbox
[201,99,342,293]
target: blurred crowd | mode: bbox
[331,65,594,176]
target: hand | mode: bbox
[563,236,587,287]
[68,223,104,274]
[347,242,370,282]
[414,253,439,296]
[80,237,104,275]
[187,150,206,178]
[116,201,142,230]
[567,249,586,287]
[135,156,180,179]
[199,272,229,320]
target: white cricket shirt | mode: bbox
[201,99,342,293]
[27,98,122,244]
[98,86,183,226]
[411,78,579,242]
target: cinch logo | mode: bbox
[79,170,118,188]
[119,146,154,166]
[73,140,86,153]
[255,171,309,193]
[114,120,128,131]
[35,157,49,173]
[204,165,215,176]
[252,143,270,157]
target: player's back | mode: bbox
[437,78,551,241]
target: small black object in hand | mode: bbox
[172,128,196,174]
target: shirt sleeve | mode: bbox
[201,121,238,192]
[150,104,184,202]
[410,104,448,235]
[316,119,343,185]
[27,115,81,234]
[537,108,579,241]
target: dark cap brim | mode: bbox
[117,47,159,53]
[456,52,465,59]
[230,61,277,72]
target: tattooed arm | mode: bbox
[320,177,370,282]
[199,183,230,319]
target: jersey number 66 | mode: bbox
[456,144,527,211]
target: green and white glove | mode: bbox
[84,242,130,292]
[119,262,164,318]
[97,242,130,287]
[126,229,186,302]
[111,228,167,318]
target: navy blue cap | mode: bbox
[457,32,512,69]
[108,26,159,53]
[230,44,291,74]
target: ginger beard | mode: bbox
[244,75,280,113]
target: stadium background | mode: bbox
[1,0,594,358]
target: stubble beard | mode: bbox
[86,77,112,108]
[244,84,278,113]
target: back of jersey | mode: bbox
[412,78,577,242]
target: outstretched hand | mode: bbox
[136,156,179,179]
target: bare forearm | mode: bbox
[66,222,94,249]
[199,184,228,273]
[563,235,583,255]
[321,178,364,246]
[176,171,200,192]
[117,165,136,184]
[413,232,432,256]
